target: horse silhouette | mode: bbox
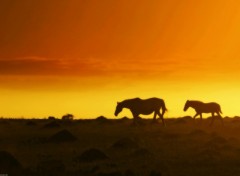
[114,97,167,125]
[183,100,223,125]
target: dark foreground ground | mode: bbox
[1,116,240,176]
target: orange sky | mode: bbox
[1,0,240,118]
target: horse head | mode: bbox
[184,100,190,111]
[114,102,123,116]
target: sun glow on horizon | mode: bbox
[1,77,240,119]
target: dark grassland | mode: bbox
[1,117,240,176]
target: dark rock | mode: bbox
[161,132,179,140]
[149,170,162,176]
[209,135,227,145]
[111,138,139,150]
[0,151,22,174]
[37,159,65,175]
[125,169,135,176]
[97,171,123,176]
[197,148,221,160]
[188,129,207,137]
[49,129,77,143]
[74,148,108,163]
[130,148,152,158]
[119,116,130,121]
[174,118,187,124]
[182,116,192,120]
[96,116,109,123]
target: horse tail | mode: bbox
[218,105,222,114]
[219,107,222,114]
[162,101,167,112]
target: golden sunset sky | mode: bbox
[1,0,240,118]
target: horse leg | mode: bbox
[157,111,166,126]
[217,112,224,126]
[193,113,198,119]
[199,113,203,124]
[210,112,215,126]
[153,111,157,121]
[131,113,138,125]
[193,113,199,120]
[192,113,199,125]
[133,112,143,125]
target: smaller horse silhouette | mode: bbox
[183,100,223,125]
[114,97,167,125]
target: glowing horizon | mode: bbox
[1,0,240,118]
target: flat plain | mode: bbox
[1,116,240,176]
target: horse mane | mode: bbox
[121,97,141,104]
[189,100,204,104]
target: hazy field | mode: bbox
[1,116,240,176]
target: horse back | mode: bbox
[207,102,221,111]
[139,98,166,111]
[128,98,165,111]
[198,102,221,113]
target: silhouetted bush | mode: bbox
[62,114,74,120]
[48,116,56,120]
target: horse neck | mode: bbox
[121,100,134,109]
[189,101,202,109]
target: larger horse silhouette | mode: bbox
[183,100,223,125]
[114,97,167,125]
